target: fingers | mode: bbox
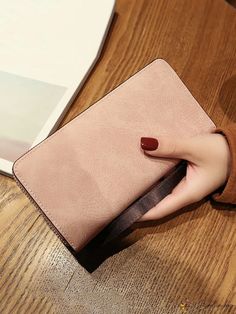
[141,136,198,163]
[138,133,229,221]
[139,178,198,221]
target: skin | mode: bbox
[140,132,231,221]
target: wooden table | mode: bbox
[1,0,236,313]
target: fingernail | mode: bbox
[140,137,159,151]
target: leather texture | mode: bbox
[13,59,215,252]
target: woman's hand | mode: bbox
[139,132,231,221]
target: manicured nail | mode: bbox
[140,137,159,151]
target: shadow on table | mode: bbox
[75,194,236,272]
[75,198,207,272]
[225,0,236,9]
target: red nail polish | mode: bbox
[141,137,159,151]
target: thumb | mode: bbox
[140,136,196,162]
[139,177,197,221]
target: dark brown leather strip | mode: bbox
[95,161,187,245]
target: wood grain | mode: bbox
[1,0,236,313]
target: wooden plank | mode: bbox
[0,0,236,312]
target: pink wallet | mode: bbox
[13,59,215,252]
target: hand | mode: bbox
[139,132,231,221]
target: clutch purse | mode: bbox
[13,59,215,252]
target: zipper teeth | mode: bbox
[13,173,72,250]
